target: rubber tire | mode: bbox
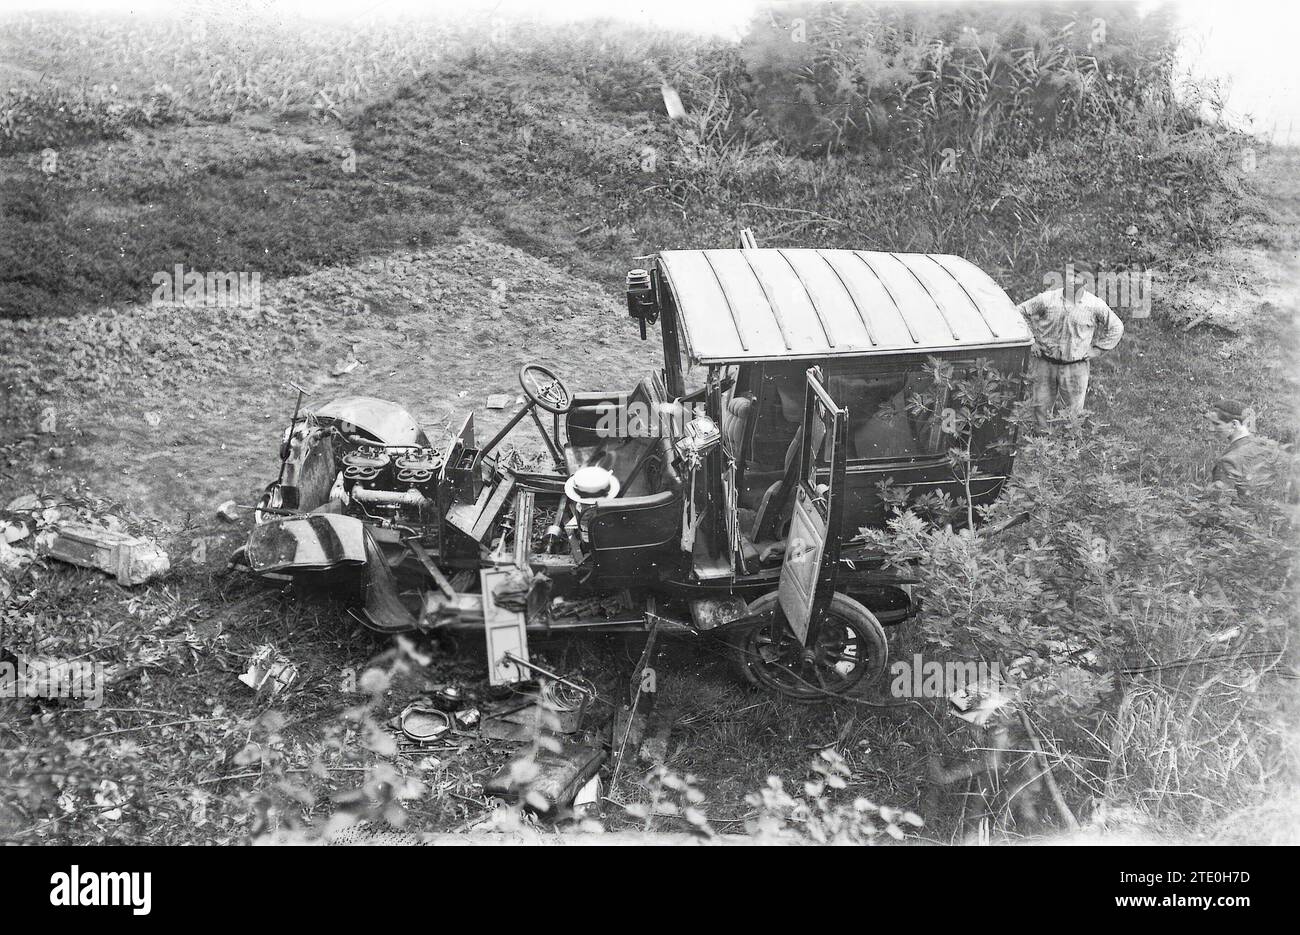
[730,591,888,702]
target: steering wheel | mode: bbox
[519,363,573,415]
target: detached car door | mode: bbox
[778,367,849,645]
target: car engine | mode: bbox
[256,408,446,535]
[335,440,444,529]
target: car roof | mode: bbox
[657,248,1031,364]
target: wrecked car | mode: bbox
[231,242,1032,700]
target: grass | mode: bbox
[2,14,1264,320]
[0,131,470,317]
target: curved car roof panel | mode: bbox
[657,249,1031,363]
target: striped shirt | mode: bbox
[1016,288,1125,362]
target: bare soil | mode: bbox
[3,229,650,526]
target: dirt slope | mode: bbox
[2,231,650,526]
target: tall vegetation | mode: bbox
[0,12,449,153]
[737,3,1183,157]
[862,407,1295,829]
[0,5,1261,317]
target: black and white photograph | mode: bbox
[0,0,1294,874]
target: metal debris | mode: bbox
[398,703,452,743]
[432,686,464,711]
[236,645,298,697]
[480,695,585,740]
[572,775,603,819]
[453,707,480,730]
[484,738,606,812]
[35,523,170,585]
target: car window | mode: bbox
[678,344,708,398]
[827,365,950,462]
[748,364,805,470]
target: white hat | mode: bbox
[564,465,620,505]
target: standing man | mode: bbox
[1017,263,1125,428]
[1205,398,1289,498]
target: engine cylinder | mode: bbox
[341,446,392,485]
[394,448,442,486]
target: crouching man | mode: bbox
[1205,397,1292,499]
[1017,262,1125,428]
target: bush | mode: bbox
[861,416,1296,825]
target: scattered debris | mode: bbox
[236,645,298,697]
[432,685,464,711]
[454,707,481,730]
[948,681,1016,724]
[143,410,162,427]
[35,523,170,585]
[486,393,511,410]
[537,675,595,714]
[484,739,606,812]
[660,82,687,121]
[1,520,30,544]
[330,357,360,377]
[0,539,26,572]
[398,702,453,743]
[4,494,44,513]
[480,694,587,741]
[572,775,603,819]
[94,780,126,821]
[216,499,240,522]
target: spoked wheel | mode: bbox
[732,592,887,702]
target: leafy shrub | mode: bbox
[862,414,1295,824]
[745,749,924,843]
[877,356,1024,529]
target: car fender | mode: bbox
[245,513,367,574]
[314,397,430,447]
